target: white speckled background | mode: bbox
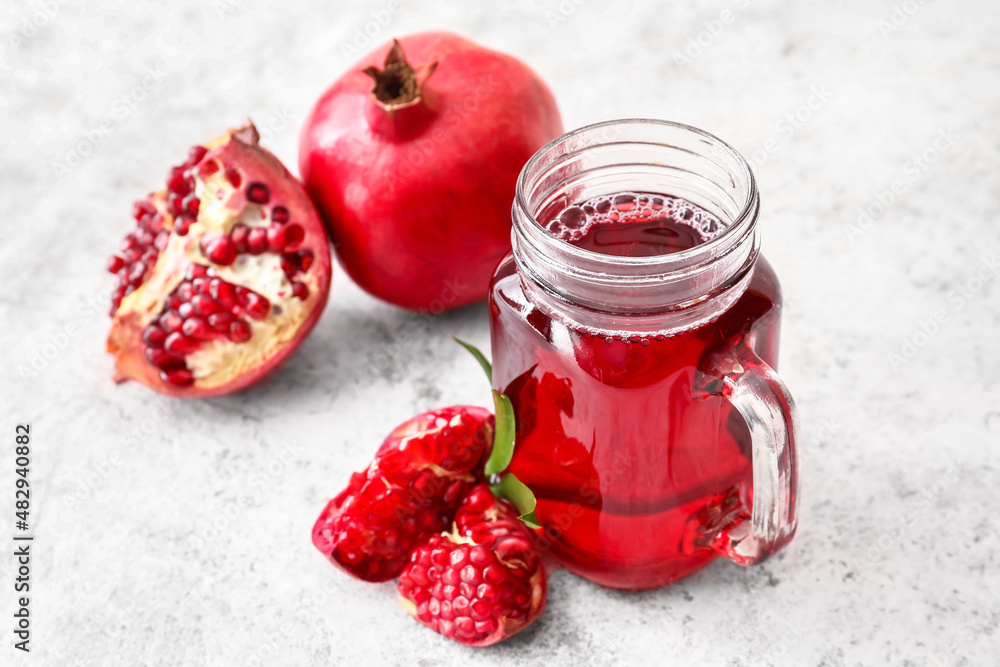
[1,0,998,665]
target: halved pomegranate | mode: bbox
[106,122,332,398]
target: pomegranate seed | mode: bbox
[183,195,201,216]
[107,255,125,273]
[168,193,184,215]
[207,310,234,331]
[178,302,195,319]
[120,235,137,252]
[188,145,208,164]
[266,224,287,252]
[192,277,210,294]
[202,235,237,266]
[230,224,250,253]
[210,279,237,310]
[190,294,220,316]
[228,319,252,342]
[146,347,176,368]
[225,167,242,188]
[164,332,199,356]
[280,255,296,278]
[159,310,184,333]
[246,182,270,204]
[298,249,314,272]
[247,227,268,254]
[292,281,309,300]
[234,286,250,305]
[167,169,185,193]
[271,205,289,224]
[165,295,183,311]
[185,264,209,280]
[152,230,169,250]
[175,216,193,236]
[284,224,304,248]
[181,317,213,340]
[133,200,155,220]
[128,262,147,286]
[201,159,220,176]
[142,325,167,347]
[160,368,194,386]
[243,293,270,319]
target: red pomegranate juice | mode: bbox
[489,192,783,589]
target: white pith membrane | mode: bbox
[115,155,314,389]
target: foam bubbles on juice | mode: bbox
[544,192,726,245]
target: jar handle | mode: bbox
[693,336,799,565]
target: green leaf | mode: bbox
[490,473,540,529]
[451,336,492,385]
[484,390,515,476]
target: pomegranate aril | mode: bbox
[164,332,199,356]
[185,264,209,280]
[159,310,184,334]
[271,205,289,224]
[292,281,309,300]
[228,319,252,342]
[283,224,304,248]
[202,235,237,266]
[298,249,314,272]
[182,317,213,340]
[230,224,250,252]
[266,224,287,252]
[281,255,297,278]
[190,294,220,316]
[146,346,178,368]
[154,230,170,249]
[210,279,237,310]
[168,193,184,215]
[178,302,195,319]
[246,182,270,204]
[175,216,193,236]
[133,200,155,220]
[188,145,208,164]
[201,159,220,176]
[160,368,194,387]
[192,277,210,294]
[142,325,167,347]
[108,255,125,273]
[247,228,268,254]
[207,311,234,332]
[183,195,201,216]
[243,293,270,319]
[225,167,242,188]
[167,169,185,193]
[128,262,147,285]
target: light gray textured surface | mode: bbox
[1,0,998,665]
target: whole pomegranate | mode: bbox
[299,32,563,311]
[312,406,493,582]
[106,123,332,397]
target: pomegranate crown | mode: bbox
[362,39,438,109]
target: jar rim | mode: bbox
[513,117,758,269]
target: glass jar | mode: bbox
[489,119,799,590]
